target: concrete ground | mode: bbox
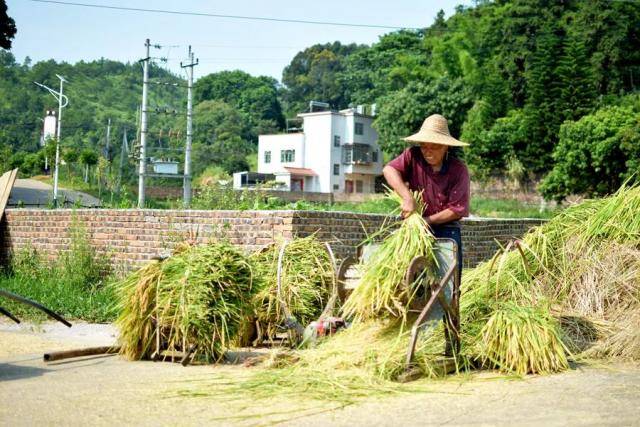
[1,321,639,426]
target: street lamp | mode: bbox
[34,74,68,207]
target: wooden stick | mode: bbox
[44,346,120,362]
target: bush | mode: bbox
[540,105,640,201]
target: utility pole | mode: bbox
[138,38,151,208]
[54,75,66,207]
[117,128,128,194]
[105,118,111,159]
[181,45,198,208]
[34,75,68,207]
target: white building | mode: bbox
[235,107,383,194]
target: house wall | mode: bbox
[330,114,347,193]
[254,110,383,195]
[1,209,545,272]
[302,114,333,193]
[341,112,383,179]
[257,133,305,175]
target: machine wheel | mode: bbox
[402,256,430,309]
[336,256,357,303]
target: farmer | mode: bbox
[383,113,470,273]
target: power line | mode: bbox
[162,43,307,49]
[28,0,422,30]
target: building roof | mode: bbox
[297,108,374,119]
[284,167,317,176]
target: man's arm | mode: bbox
[427,208,461,225]
[383,165,415,218]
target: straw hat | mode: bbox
[403,114,469,147]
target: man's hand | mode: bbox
[401,196,416,218]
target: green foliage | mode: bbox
[374,78,473,156]
[281,42,364,114]
[0,221,114,322]
[186,100,255,175]
[195,69,285,139]
[465,110,530,178]
[339,30,428,104]
[0,0,16,49]
[540,104,640,201]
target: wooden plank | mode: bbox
[0,169,18,219]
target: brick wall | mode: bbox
[0,209,545,271]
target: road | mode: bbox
[1,321,639,426]
[8,179,101,208]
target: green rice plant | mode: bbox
[251,235,334,343]
[471,303,569,375]
[342,190,437,321]
[112,241,256,362]
[112,259,163,360]
[154,242,255,361]
[460,184,640,371]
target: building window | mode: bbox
[355,122,364,135]
[356,180,364,193]
[372,150,378,163]
[333,184,339,190]
[342,144,371,164]
[280,149,295,163]
[264,150,271,164]
[333,164,340,176]
[334,135,340,147]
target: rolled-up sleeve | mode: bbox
[386,148,413,182]
[446,164,470,217]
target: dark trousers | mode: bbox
[431,224,463,277]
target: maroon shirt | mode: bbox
[387,146,470,218]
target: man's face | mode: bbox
[420,142,448,167]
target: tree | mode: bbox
[540,104,640,201]
[80,149,98,183]
[1,0,16,49]
[465,110,531,179]
[188,100,254,175]
[373,78,473,157]
[281,42,364,115]
[339,30,427,105]
[555,36,597,121]
[195,70,285,140]
[63,146,80,178]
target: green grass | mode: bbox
[470,198,559,219]
[0,274,115,323]
[0,220,116,323]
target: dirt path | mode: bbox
[1,321,639,426]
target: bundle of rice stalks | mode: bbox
[113,259,163,360]
[472,303,569,375]
[250,235,334,343]
[113,241,255,361]
[155,242,255,361]
[460,184,640,372]
[341,190,437,321]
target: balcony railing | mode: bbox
[342,143,371,165]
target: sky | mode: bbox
[6,0,471,82]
